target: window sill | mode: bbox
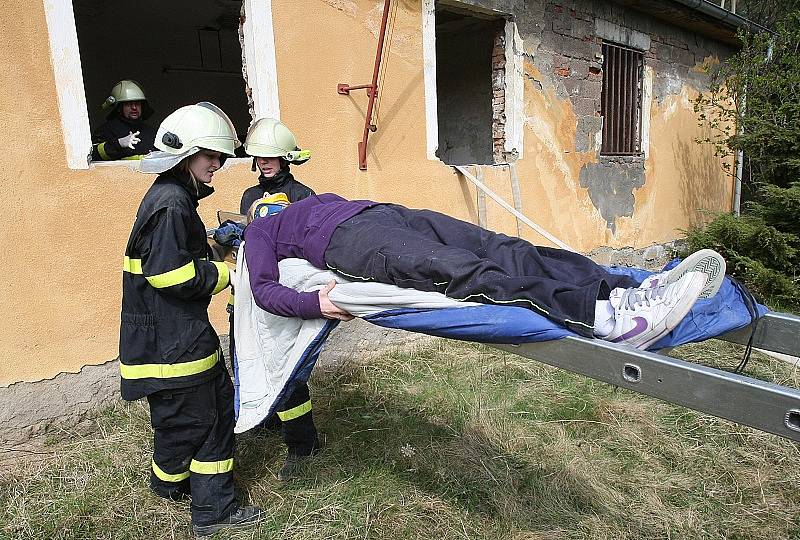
[88,157,252,171]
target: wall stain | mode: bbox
[579,160,645,233]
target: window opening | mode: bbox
[73,0,251,162]
[601,42,644,155]
[434,6,505,165]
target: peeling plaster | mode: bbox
[579,160,645,233]
[692,55,720,74]
[322,0,358,17]
[661,86,692,121]
[653,68,685,102]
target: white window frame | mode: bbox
[43,0,280,170]
[421,0,524,162]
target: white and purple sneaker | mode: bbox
[604,271,706,350]
[640,248,726,299]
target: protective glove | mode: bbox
[213,220,245,247]
[118,131,141,149]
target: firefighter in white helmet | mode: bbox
[120,102,264,536]
[91,79,157,161]
[227,118,319,481]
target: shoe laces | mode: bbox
[618,284,669,310]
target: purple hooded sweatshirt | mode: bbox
[242,193,378,319]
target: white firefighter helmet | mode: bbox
[244,118,310,164]
[101,79,153,118]
[139,102,241,174]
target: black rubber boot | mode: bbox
[277,453,304,482]
[192,505,265,537]
[150,479,191,501]
[277,442,320,481]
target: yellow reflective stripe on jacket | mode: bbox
[146,261,196,289]
[97,142,110,160]
[122,154,144,160]
[190,458,234,475]
[123,256,143,274]
[152,460,190,482]
[120,350,218,380]
[211,261,230,295]
[277,400,312,422]
[227,293,234,306]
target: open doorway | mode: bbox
[434,6,506,165]
[73,0,251,158]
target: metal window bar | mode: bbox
[601,42,644,155]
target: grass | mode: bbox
[1,338,799,539]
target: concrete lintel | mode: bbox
[595,19,651,51]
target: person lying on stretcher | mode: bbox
[241,193,726,350]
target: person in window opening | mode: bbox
[242,194,727,351]
[229,118,320,481]
[91,79,157,161]
[120,102,264,537]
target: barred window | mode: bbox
[601,42,644,155]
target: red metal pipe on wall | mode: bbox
[337,0,392,170]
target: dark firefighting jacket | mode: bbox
[92,114,157,161]
[120,172,230,401]
[239,166,315,215]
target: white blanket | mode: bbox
[233,241,476,433]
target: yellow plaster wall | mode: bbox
[631,88,733,243]
[0,0,732,385]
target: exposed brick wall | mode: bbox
[547,2,604,128]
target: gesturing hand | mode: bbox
[118,131,141,149]
[318,280,353,321]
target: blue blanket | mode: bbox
[363,263,766,349]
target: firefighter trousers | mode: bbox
[147,368,238,526]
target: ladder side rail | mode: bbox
[717,311,800,357]
[493,336,800,441]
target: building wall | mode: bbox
[0,0,734,386]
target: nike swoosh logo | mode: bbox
[611,316,648,342]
